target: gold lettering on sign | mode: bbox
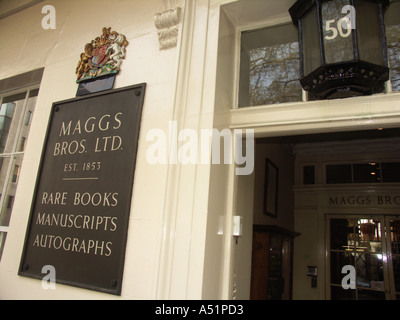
[329,195,400,206]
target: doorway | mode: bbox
[231,128,400,300]
[328,215,400,300]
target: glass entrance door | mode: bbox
[386,217,400,300]
[329,216,400,300]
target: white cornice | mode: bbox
[230,93,400,137]
[0,0,44,19]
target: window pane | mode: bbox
[330,217,388,300]
[331,251,354,284]
[0,155,24,227]
[326,164,352,184]
[331,218,354,250]
[2,92,26,104]
[0,89,38,232]
[0,85,39,261]
[389,219,400,294]
[390,220,400,255]
[0,93,26,154]
[392,255,400,292]
[18,137,26,152]
[357,289,386,300]
[331,285,356,300]
[29,88,39,98]
[302,5,321,76]
[240,23,302,107]
[355,0,385,66]
[381,162,400,182]
[12,164,20,183]
[353,163,381,183]
[0,232,7,261]
[303,165,315,185]
[356,253,384,289]
[385,1,400,92]
[322,0,354,64]
[0,102,16,154]
[17,91,37,154]
[358,219,382,247]
[0,156,11,226]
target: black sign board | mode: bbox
[19,84,146,295]
[76,75,116,97]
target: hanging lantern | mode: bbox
[289,0,390,99]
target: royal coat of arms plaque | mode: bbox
[75,27,129,96]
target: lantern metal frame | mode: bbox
[289,0,390,99]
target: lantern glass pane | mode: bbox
[355,0,385,66]
[302,5,322,76]
[322,0,355,64]
[385,1,400,92]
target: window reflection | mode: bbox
[0,232,6,260]
[326,162,400,184]
[330,218,386,300]
[0,90,37,229]
[385,1,400,92]
[240,23,302,107]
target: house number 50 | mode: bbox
[325,5,356,40]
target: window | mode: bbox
[330,217,386,300]
[12,164,20,183]
[353,163,381,183]
[25,111,32,126]
[0,231,6,261]
[0,87,39,260]
[326,162,400,184]
[18,137,26,152]
[326,164,352,184]
[329,216,400,300]
[303,165,315,185]
[239,23,303,107]
[381,162,400,182]
[385,0,400,92]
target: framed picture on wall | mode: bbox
[264,159,279,218]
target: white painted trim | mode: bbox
[155,0,219,300]
[155,0,195,299]
[230,93,400,136]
